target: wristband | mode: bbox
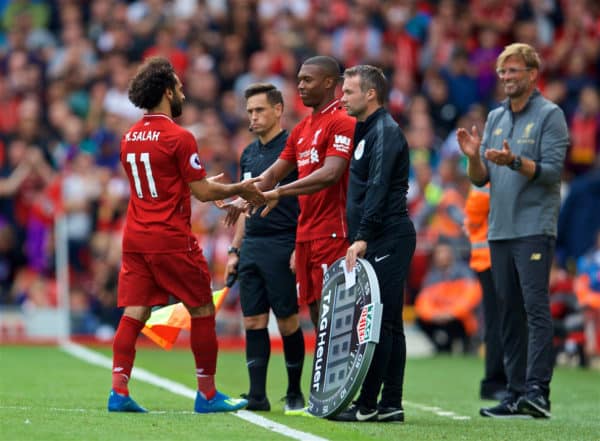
[532,162,541,180]
[227,246,240,257]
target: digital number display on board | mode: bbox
[308,257,382,418]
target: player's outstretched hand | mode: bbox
[260,189,280,217]
[239,177,265,206]
[222,198,249,227]
[456,125,481,159]
[207,172,226,184]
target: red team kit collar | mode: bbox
[143,113,174,122]
[320,99,341,115]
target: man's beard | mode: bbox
[170,96,183,117]
[504,80,528,99]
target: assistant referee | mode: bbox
[225,83,305,413]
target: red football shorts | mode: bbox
[118,249,212,307]
[295,237,348,306]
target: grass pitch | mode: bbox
[1,344,598,441]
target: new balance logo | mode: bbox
[530,253,542,261]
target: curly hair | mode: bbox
[128,57,177,110]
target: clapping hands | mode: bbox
[456,125,481,159]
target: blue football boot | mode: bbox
[194,390,248,413]
[108,389,148,413]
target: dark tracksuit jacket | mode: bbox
[346,106,416,409]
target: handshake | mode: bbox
[213,180,281,227]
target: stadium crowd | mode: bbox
[0,0,599,361]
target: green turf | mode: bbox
[1,344,599,441]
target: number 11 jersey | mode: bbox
[120,113,207,253]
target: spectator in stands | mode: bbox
[0,149,32,198]
[233,51,285,102]
[142,24,189,78]
[419,0,460,71]
[564,86,600,178]
[469,0,516,36]
[423,70,458,140]
[0,219,27,304]
[102,54,144,122]
[557,169,600,268]
[574,230,600,308]
[470,27,502,103]
[464,183,507,400]
[441,47,480,117]
[548,259,586,366]
[332,5,382,66]
[574,230,600,360]
[47,7,97,83]
[415,241,482,353]
[414,156,469,257]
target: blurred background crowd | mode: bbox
[0,0,599,363]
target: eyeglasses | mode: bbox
[496,67,532,77]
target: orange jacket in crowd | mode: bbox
[428,186,465,242]
[464,184,491,272]
[415,278,483,335]
[574,274,600,310]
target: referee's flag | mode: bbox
[141,287,229,350]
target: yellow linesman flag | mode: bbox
[141,287,230,350]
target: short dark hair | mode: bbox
[128,57,177,110]
[302,55,342,81]
[244,83,283,107]
[343,65,388,105]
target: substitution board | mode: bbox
[307,257,382,418]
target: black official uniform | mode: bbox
[347,107,416,412]
[238,130,299,318]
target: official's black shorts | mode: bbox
[238,234,298,318]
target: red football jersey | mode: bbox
[280,99,355,241]
[120,113,206,253]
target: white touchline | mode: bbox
[404,400,471,420]
[60,342,329,441]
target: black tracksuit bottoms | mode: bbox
[356,233,416,409]
[489,235,555,399]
